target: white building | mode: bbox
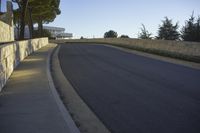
[56,33,73,39]
[15,25,73,39]
[43,26,65,38]
[36,26,73,39]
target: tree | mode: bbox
[12,0,61,39]
[13,8,20,38]
[13,5,33,39]
[181,13,200,42]
[157,17,180,40]
[120,35,129,38]
[12,0,30,40]
[138,24,152,39]
[104,30,118,38]
[33,29,51,38]
[29,0,60,36]
[26,5,33,38]
[14,3,34,39]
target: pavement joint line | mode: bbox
[46,43,80,133]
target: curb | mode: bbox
[51,44,111,133]
[46,44,80,133]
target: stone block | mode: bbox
[0,37,48,91]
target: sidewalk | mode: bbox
[0,44,80,133]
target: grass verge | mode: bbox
[64,41,200,63]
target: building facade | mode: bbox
[35,26,73,39]
[15,26,73,40]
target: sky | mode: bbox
[1,0,200,38]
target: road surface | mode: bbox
[58,43,200,133]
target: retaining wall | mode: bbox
[0,38,48,91]
[0,21,14,43]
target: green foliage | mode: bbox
[33,29,51,38]
[138,24,152,39]
[12,0,61,39]
[29,0,61,24]
[104,30,118,38]
[181,13,200,42]
[157,17,180,40]
[120,35,130,38]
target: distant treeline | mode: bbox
[103,13,200,42]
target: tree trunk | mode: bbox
[38,17,43,37]
[28,6,33,39]
[19,0,28,40]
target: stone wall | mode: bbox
[0,1,14,43]
[0,38,48,91]
[0,20,14,43]
[53,38,200,61]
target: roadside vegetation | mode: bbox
[63,13,200,62]
[104,13,200,42]
[156,17,180,40]
[104,30,118,38]
[120,35,130,38]
[138,24,152,39]
[181,13,200,42]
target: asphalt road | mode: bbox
[58,43,200,133]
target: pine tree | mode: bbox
[157,17,180,40]
[12,0,61,39]
[138,24,152,39]
[181,13,200,42]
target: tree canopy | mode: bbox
[12,0,60,39]
[157,17,180,40]
[120,35,130,38]
[29,0,60,24]
[181,13,200,42]
[138,24,152,39]
[104,30,118,38]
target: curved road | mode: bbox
[59,43,200,133]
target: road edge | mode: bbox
[102,44,200,70]
[46,43,81,133]
[65,42,200,70]
[51,44,111,133]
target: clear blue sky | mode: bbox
[1,0,200,38]
[46,0,200,38]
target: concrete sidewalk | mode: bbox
[0,44,80,133]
